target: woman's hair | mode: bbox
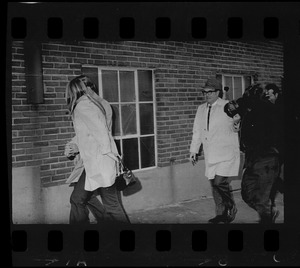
[66,75,106,117]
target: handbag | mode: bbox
[115,157,137,191]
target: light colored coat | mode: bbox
[66,96,119,191]
[190,98,240,179]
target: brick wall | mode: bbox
[11,40,283,186]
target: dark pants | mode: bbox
[69,170,130,224]
[270,175,284,207]
[210,175,235,216]
[241,152,280,220]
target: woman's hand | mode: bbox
[64,143,79,157]
[189,152,198,166]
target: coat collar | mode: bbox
[207,97,222,107]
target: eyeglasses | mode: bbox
[202,90,218,96]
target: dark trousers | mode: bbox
[210,175,235,216]
[241,152,280,219]
[270,175,284,207]
[69,170,130,224]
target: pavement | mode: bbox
[127,190,284,224]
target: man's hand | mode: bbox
[232,114,241,132]
[189,152,198,166]
[233,114,241,124]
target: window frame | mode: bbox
[82,65,158,171]
[220,74,253,100]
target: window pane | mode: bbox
[140,136,155,168]
[138,70,153,101]
[224,76,233,100]
[120,71,135,102]
[111,104,121,136]
[114,139,121,155]
[216,74,223,98]
[123,138,139,170]
[140,104,154,135]
[121,104,137,135]
[234,77,243,99]
[102,70,119,102]
[82,67,99,94]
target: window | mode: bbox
[218,74,252,101]
[82,66,157,171]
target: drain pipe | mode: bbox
[169,157,176,204]
[24,41,44,104]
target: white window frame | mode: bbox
[221,74,253,100]
[83,65,158,171]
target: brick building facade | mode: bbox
[11,40,283,189]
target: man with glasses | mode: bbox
[190,77,241,224]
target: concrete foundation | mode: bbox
[12,167,45,224]
[11,156,244,224]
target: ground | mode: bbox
[128,191,284,224]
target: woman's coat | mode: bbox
[190,98,240,179]
[66,95,119,191]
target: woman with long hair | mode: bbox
[64,75,129,224]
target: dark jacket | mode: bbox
[240,99,282,160]
[270,96,284,163]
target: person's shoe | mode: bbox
[259,215,270,224]
[227,206,237,223]
[271,210,280,223]
[223,206,238,223]
[259,211,278,224]
[208,215,226,224]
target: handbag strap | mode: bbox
[117,156,125,173]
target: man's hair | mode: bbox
[265,83,280,94]
[243,84,264,100]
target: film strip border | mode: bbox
[11,225,300,266]
[7,2,300,267]
[11,16,282,40]
[6,2,300,41]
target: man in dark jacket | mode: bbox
[264,83,284,212]
[224,84,282,223]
